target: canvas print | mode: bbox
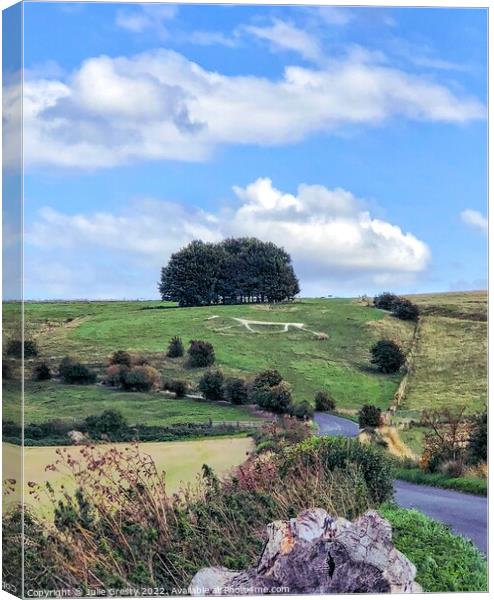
[2,1,488,597]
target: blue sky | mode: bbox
[18,2,487,299]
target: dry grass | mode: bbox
[358,426,415,459]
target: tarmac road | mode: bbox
[314,412,488,554]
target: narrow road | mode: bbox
[314,412,487,555]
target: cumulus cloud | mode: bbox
[19,47,484,170]
[115,5,177,36]
[460,209,487,233]
[26,179,430,299]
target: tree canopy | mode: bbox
[159,237,300,306]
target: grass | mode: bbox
[381,504,487,591]
[2,380,263,427]
[394,467,487,496]
[404,291,487,415]
[3,437,253,515]
[11,298,416,420]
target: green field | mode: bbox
[9,298,417,417]
[2,381,263,427]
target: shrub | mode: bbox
[2,361,12,380]
[104,364,129,387]
[289,400,314,420]
[392,298,419,321]
[6,339,38,358]
[358,404,382,428]
[166,336,184,358]
[163,379,188,398]
[468,411,487,464]
[199,370,225,400]
[109,350,132,367]
[224,377,249,404]
[315,390,335,412]
[249,369,283,407]
[33,361,52,381]
[438,459,465,478]
[187,340,215,367]
[133,355,150,366]
[84,410,127,437]
[373,292,399,310]
[121,366,160,392]
[262,381,293,414]
[59,357,97,385]
[370,340,405,373]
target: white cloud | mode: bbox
[460,209,487,233]
[243,19,322,62]
[26,180,430,299]
[115,5,177,36]
[312,7,355,26]
[20,48,484,170]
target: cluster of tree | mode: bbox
[5,338,38,358]
[370,340,406,374]
[105,351,160,392]
[373,292,419,321]
[159,238,300,307]
[59,357,97,385]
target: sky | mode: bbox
[12,2,488,299]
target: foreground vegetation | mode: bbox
[381,504,487,591]
[393,467,487,496]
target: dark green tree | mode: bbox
[199,370,225,401]
[373,292,399,311]
[166,336,184,358]
[224,377,249,404]
[468,411,487,464]
[315,390,335,412]
[370,340,405,373]
[187,340,215,368]
[358,404,382,429]
[392,298,419,321]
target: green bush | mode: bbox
[109,350,132,367]
[250,370,293,413]
[84,410,127,437]
[187,340,215,367]
[224,377,249,405]
[163,379,188,398]
[393,467,487,496]
[314,390,335,412]
[289,400,314,420]
[370,339,405,373]
[121,366,160,392]
[33,361,52,381]
[284,436,394,505]
[104,364,129,387]
[6,339,38,358]
[468,411,487,464]
[391,298,419,321]
[381,504,487,591]
[59,357,97,385]
[2,361,13,380]
[199,370,225,401]
[166,336,184,358]
[358,404,382,428]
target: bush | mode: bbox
[33,361,52,381]
[358,404,382,428]
[391,298,419,321]
[187,340,215,367]
[370,339,405,373]
[438,459,465,478]
[224,377,249,405]
[289,400,314,420]
[199,370,225,401]
[166,336,184,358]
[314,390,335,412]
[250,369,282,405]
[6,339,38,358]
[59,357,97,385]
[109,350,132,367]
[163,379,188,398]
[250,370,292,414]
[84,410,127,437]
[2,361,12,380]
[121,366,160,392]
[468,411,487,464]
[373,292,399,310]
[104,364,129,387]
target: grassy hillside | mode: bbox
[402,291,487,415]
[14,299,415,416]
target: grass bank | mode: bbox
[394,467,487,496]
[381,504,487,591]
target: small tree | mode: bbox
[392,298,419,321]
[370,340,405,373]
[59,357,97,385]
[358,404,382,429]
[84,410,127,437]
[421,407,469,472]
[373,292,399,311]
[187,340,215,368]
[199,370,225,401]
[467,411,487,464]
[121,366,160,392]
[163,379,188,398]
[105,364,129,387]
[167,336,184,358]
[289,400,314,420]
[224,377,249,405]
[250,369,283,404]
[109,350,132,367]
[260,381,293,414]
[33,361,52,381]
[315,390,335,412]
